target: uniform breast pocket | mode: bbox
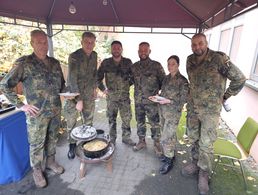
[207,66,219,76]
[51,72,63,91]
[107,72,118,82]
[143,72,152,77]
[166,84,176,92]
[30,72,47,90]
[144,74,156,85]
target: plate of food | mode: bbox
[0,97,16,114]
[59,92,80,97]
[0,103,16,114]
[148,95,169,103]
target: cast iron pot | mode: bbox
[82,137,110,158]
[96,129,105,138]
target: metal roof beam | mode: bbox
[110,0,120,23]
[174,0,208,31]
[47,0,56,23]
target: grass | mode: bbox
[177,111,187,141]
[173,110,258,194]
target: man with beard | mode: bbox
[97,41,135,146]
[130,42,166,155]
[181,33,246,195]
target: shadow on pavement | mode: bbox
[131,144,199,195]
[0,169,84,195]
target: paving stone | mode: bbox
[1,98,258,194]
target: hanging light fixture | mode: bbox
[103,0,108,6]
[69,1,77,14]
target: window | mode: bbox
[250,43,258,82]
[254,58,258,76]
[246,41,258,91]
[230,25,243,63]
[219,29,231,53]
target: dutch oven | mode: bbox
[82,137,110,158]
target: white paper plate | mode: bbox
[149,95,168,103]
[59,92,80,97]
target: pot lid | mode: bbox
[71,125,97,141]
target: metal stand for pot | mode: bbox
[75,142,115,178]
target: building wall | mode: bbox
[117,33,192,77]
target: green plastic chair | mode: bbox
[213,117,258,190]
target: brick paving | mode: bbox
[0,98,257,195]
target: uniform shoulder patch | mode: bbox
[216,51,231,76]
[216,51,230,67]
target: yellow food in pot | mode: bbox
[83,140,108,152]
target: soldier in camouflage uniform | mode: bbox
[97,41,135,146]
[64,32,98,159]
[181,33,246,195]
[0,30,65,188]
[130,42,166,155]
[150,55,188,174]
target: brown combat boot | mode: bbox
[133,138,146,151]
[33,167,47,188]
[46,155,64,174]
[181,161,199,177]
[153,140,162,156]
[198,169,209,195]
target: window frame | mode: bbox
[229,25,243,63]
[218,28,231,53]
[250,41,258,82]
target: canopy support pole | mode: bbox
[46,23,54,57]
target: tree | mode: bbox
[0,23,32,74]
[0,19,118,74]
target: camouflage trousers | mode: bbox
[160,107,182,158]
[106,98,132,140]
[64,99,95,144]
[187,111,219,174]
[135,103,161,140]
[26,113,61,167]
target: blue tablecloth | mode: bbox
[0,110,31,184]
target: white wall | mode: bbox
[205,8,258,78]
[117,33,192,77]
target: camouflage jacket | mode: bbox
[0,53,65,116]
[66,49,98,101]
[186,49,246,113]
[160,71,189,112]
[97,57,133,101]
[131,58,166,104]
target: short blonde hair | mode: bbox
[81,31,96,40]
[30,29,47,38]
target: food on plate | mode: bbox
[83,139,108,152]
[0,101,12,109]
